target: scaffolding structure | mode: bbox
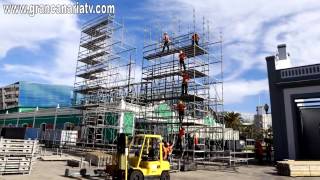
[73,15,137,147]
[136,15,225,164]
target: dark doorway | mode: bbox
[40,123,46,132]
[300,108,320,159]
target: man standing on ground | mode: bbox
[266,143,272,162]
[162,32,170,53]
[179,50,187,71]
[255,140,263,164]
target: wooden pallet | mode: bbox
[40,155,73,161]
[277,160,320,177]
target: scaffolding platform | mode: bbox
[142,69,207,81]
[74,85,102,94]
[78,51,107,65]
[80,34,109,50]
[82,18,112,37]
[144,44,207,60]
[76,66,105,79]
[145,94,205,103]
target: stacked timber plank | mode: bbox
[277,160,320,177]
[0,138,38,175]
[85,151,115,166]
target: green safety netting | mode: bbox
[104,112,118,143]
[123,112,134,134]
[204,116,216,126]
[154,103,173,117]
[154,103,179,133]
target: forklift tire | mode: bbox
[129,170,144,180]
[64,169,70,177]
[160,171,170,180]
[80,168,87,177]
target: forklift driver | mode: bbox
[148,142,160,161]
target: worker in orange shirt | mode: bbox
[167,141,173,163]
[181,72,190,95]
[162,141,169,160]
[192,33,200,46]
[162,32,170,53]
[179,50,187,71]
[178,127,185,156]
[177,100,186,124]
[194,133,199,150]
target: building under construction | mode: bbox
[73,15,138,147]
[0,15,238,164]
[72,14,227,159]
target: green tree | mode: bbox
[223,111,242,130]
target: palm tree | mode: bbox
[223,111,243,130]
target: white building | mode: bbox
[254,105,272,131]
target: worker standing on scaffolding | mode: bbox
[178,126,185,156]
[179,50,187,71]
[162,32,170,53]
[181,72,190,95]
[177,100,186,124]
[192,33,200,46]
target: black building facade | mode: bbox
[266,54,320,161]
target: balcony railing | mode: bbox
[280,64,320,79]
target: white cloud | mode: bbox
[223,79,269,104]
[0,0,80,85]
[3,64,47,76]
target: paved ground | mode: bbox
[1,160,319,180]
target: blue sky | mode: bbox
[1,0,320,114]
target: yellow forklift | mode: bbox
[114,133,171,180]
[65,134,170,180]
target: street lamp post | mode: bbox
[33,107,39,128]
[53,104,60,130]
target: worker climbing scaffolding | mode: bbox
[179,50,187,71]
[177,100,186,124]
[178,126,186,157]
[181,71,190,95]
